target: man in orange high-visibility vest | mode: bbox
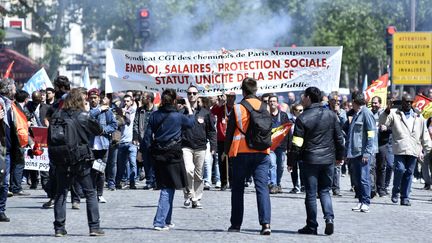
[223,78,271,236]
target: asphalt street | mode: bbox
[1,173,431,243]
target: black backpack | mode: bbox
[48,110,92,166]
[238,100,272,150]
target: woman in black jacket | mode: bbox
[50,88,104,237]
[144,89,194,231]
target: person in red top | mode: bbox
[211,92,236,190]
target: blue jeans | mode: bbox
[153,188,175,227]
[303,163,334,229]
[269,149,286,186]
[10,162,24,193]
[332,165,341,192]
[0,154,11,213]
[106,144,118,188]
[351,156,371,205]
[142,148,155,187]
[392,155,417,201]
[231,153,271,227]
[385,144,394,189]
[116,143,138,186]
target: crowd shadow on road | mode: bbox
[132,205,158,208]
[0,233,80,237]
[103,226,152,231]
[7,205,46,209]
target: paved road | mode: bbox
[1,174,431,243]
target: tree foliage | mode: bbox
[5,0,432,87]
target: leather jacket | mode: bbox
[288,103,345,165]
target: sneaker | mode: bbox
[260,224,271,235]
[297,226,317,235]
[143,185,153,190]
[360,204,370,213]
[276,185,283,193]
[324,219,334,235]
[228,225,241,232]
[289,188,300,194]
[42,199,54,209]
[215,181,221,189]
[154,226,170,231]
[139,171,146,181]
[221,185,228,191]
[72,202,80,210]
[129,184,137,190]
[184,198,191,207]
[244,181,251,187]
[54,229,67,237]
[107,186,116,191]
[98,196,107,203]
[14,190,30,196]
[400,200,411,206]
[352,203,362,212]
[204,182,211,191]
[89,228,105,236]
[0,212,10,222]
[391,195,398,204]
[192,201,203,209]
[166,223,175,229]
[269,186,278,194]
[7,191,13,197]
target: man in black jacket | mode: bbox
[288,87,345,235]
[133,92,157,189]
[181,85,216,209]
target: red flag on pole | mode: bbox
[270,123,293,151]
[3,61,15,79]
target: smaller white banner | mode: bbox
[24,149,50,172]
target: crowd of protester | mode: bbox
[1,75,432,237]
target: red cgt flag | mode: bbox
[3,61,15,79]
[413,95,432,119]
[270,123,293,151]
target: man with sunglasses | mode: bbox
[181,86,216,209]
[379,94,432,206]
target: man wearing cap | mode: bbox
[379,94,432,206]
[88,88,118,202]
[211,92,236,190]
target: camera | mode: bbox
[177,98,186,105]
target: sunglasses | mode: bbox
[294,109,303,112]
[187,92,198,96]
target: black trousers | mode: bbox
[217,141,232,187]
[53,164,100,231]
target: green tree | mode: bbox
[10,0,81,78]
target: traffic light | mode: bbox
[138,8,150,39]
[385,26,397,56]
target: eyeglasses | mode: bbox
[187,92,198,96]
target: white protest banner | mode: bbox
[24,149,50,172]
[106,47,343,95]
